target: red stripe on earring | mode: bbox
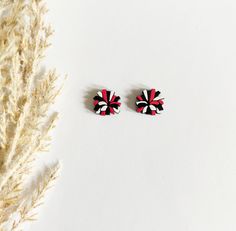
[110,107,115,114]
[93,100,99,106]
[159,100,164,105]
[101,111,106,116]
[111,95,116,102]
[137,107,144,113]
[150,101,159,105]
[150,89,156,102]
[137,95,143,101]
[102,89,108,102]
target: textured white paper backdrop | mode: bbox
[32,0,236,230]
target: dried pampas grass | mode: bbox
[0,0,61,230]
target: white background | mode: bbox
[32,0,236,230]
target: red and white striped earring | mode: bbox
[136,89,164,115]
[93,89,121,116]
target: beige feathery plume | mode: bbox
[0,0,62,230]
[11,163,60,231]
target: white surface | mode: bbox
[32,0,236,230]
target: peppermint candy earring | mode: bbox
[136,89,164,115]
[93,89,121,115]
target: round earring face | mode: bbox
[93,89,121,116]
[136,89,164,115]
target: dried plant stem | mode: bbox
[11,163,60,231]
[0,0,62,230]
[3,99,30,170]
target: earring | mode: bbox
[93,89,121,116]
[136,89,164,115]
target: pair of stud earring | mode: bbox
[93,89,164,116]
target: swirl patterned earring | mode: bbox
[136,89,164,115]
[93,89,121,116]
